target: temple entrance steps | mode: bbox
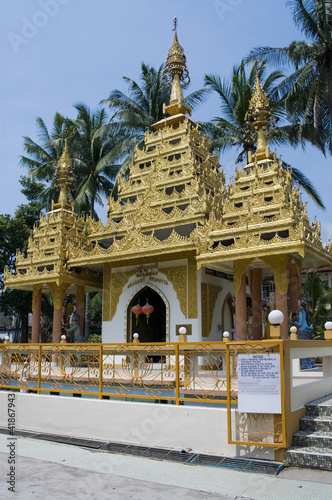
[286,394,332,470]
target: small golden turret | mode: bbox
[162,18,191,116]
[245,62,274,161]
[52,131,76,209]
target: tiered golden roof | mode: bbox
[69,22,225,267]
[4,22,332,299]
[4,149,101,295]
[196,74,332,276]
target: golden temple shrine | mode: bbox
[4,22,332,345]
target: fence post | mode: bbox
[99,343,103,399]
[37,345,42,394]
[178,327,190,388]
[289,326,298,340]
[175,343,180,405]
[133,333,139,378]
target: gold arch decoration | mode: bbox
[263,255,291,296]
[111,271,134,320]
[201,283,223,337]
[188,257,198,319]
[162,266,187,318]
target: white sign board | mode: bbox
[237,353,281,414]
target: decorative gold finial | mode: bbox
[162,18,191,116]
[52,129,75,208]
[244,62,274,160]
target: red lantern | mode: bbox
[142,302,154,324]
[131,304,142,325]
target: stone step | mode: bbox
[286,446,332,471]
[299,415,332,433]
[305,394,332,418]
[293,429,332,450]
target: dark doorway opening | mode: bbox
[127,286,166,343]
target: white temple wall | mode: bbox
[102,260,196,343]
[198,269,234,341]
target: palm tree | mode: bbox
[20,106,136,218]
[20,113,73,209]
[71,103,136,218]
[247,0,332,154]
[203,61,324,208]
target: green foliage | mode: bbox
[71,103,136,218]
[247,0,332,155]
[203,60,324,207]
[303,271,332,334]
[87,333,102,343]
[0,177,44,341]
[20,106,135,219]
[88,292,102,337]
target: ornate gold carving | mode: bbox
[188,256,198,318]
[263,255,291,295]
[162,266,187,318]
[48,283,68,310]
[111,271,133,320]
[233,259,252,297]
[201,283,222,337]
[103,263,112,322]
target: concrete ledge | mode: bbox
[0,392,274,460]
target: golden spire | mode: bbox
[245,61,274,159]
[52,130,75,208]
[162,18,191,116]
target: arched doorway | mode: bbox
[127,286,166,343]
[222,293,235,340]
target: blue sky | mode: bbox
[1,0,331,241]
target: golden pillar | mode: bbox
[263,255,290,339]
[251,268,262,340]
[31,287,42,343]
[235,273,247,341]
[49,284,66,343]
[275,288,288,339]
[53,307,62,343]
[289,261,300,316]
[76,287,84,335]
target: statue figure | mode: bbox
[293,300,314,369]
[64,311,83,343]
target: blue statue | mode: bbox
[293,301,314,369]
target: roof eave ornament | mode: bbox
[162,18,191,117]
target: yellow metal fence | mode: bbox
[0,340,285,448]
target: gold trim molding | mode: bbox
[162,266,187,318]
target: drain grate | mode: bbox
[190,454,284,474]
[0,427,283,474]
[33,433,106,449]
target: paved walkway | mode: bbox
[1,435,332,500]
